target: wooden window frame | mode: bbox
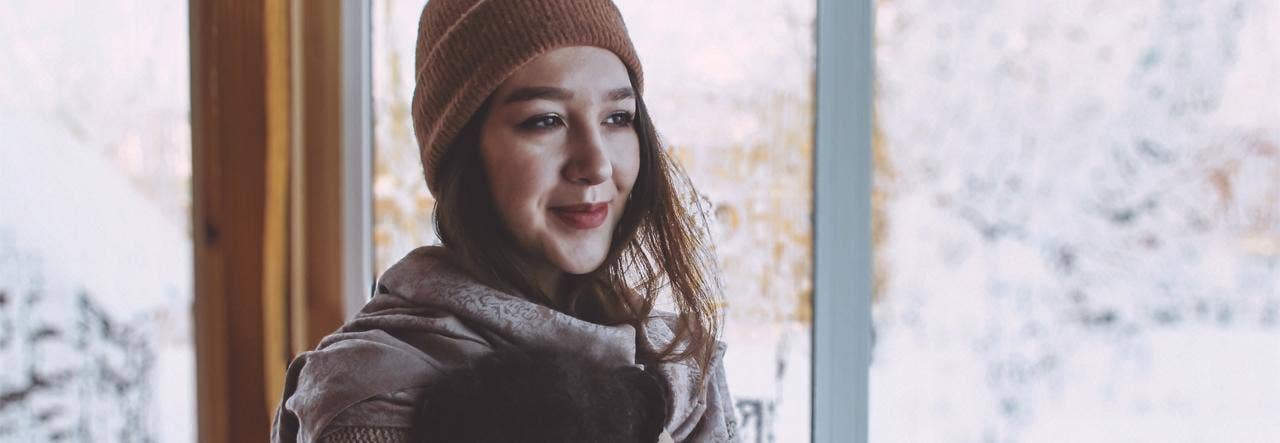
[190,1,282,439]
[190,0,369,441]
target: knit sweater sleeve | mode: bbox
[317,426,412,443]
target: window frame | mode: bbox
[812,0,874,442]
[340,0,375,318]
[191,1,373,440]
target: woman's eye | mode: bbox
[519,114,563,130]
[604,111,634,127]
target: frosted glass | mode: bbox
[872,1,1280,441]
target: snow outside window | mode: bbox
[0,1,195,442]
[871,1,1280,441]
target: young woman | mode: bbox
[271,1,735,441]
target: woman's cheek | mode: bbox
[500,144,554,218]
[616,141,641,193]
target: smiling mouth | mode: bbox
[549,203,609,230]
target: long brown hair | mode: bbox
[432,92,722,371]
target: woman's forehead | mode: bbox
[492,46,634,103]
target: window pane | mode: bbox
[872,1,1280,441]
[372,1,816,440]
[0,1,194,442]
[372,0,439,276]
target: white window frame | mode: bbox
[340,0,374,318]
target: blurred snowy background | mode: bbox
[871,0,1280,441]
[0,1,194,442]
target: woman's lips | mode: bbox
[550,203,609,230]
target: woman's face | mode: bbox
[478,46,640,275]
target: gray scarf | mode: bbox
[271,246,736,442]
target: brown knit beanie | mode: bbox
[412,0,645,195]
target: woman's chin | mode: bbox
[550,248,609,275]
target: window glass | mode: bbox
[372,0,439,275]
[372,1,816,439]
[872,1,1280,440]
[0,1,194,441]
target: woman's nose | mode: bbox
[562,125,613,186]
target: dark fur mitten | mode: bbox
[412,351,671,443]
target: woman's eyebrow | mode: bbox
[501,86,636,104]
[606,87,636,102]
[503,86,573,104]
